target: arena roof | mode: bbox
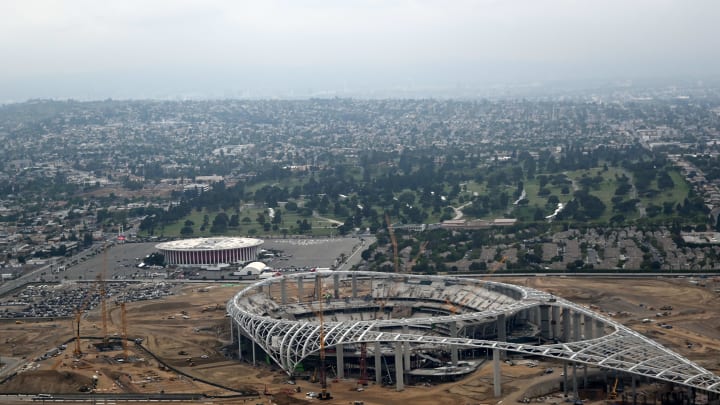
[156,237,263,251]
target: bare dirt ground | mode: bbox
[2,276,720,404]
[515,276,720,374]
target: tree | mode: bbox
[469,261,487,271]
[657,171,674,189]
[83,232,93,247]
[297,219,312,233]
[210,212,229,233]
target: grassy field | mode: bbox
[148,205,344,238]
[636,170,689,206]
[142,162,697,239]
[565,167,628,222]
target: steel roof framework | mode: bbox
[227,271,720,393]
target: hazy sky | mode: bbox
[1,0,719,100]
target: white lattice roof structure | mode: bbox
[226,271,720,393]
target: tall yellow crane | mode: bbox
[73,278,101,357]
[385,213,399,274]
[406,241,428,272]
[316,279,332,400]
[73,308,83,357]
[120,302,129,359]
[99,244,109,346]
[99,276,109,346]
[489,256,507,275]
[608,377,619,400]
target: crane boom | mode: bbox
[99,243,109,346]
[385,213,399,273]
[121,302,128,358]
[316,277,332,400]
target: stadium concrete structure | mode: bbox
[227,271,720,399]
[156,237,262,266]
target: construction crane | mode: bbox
[316,281,332,400]
[358,342,368,387]
[405,241,428,272]
[489,255,507,275]
[99,242,110,347]
[73,308,83,357]
[73,280,99,357]
[608,377,619,400]
[99,275,109,346]
[120,302,129,359]
[385,213,400,273]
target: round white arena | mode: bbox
[156,237,263,266]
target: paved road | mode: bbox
[336,237,375,271]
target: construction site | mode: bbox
[0,272,720,404]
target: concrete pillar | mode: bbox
[315,275,322,300]
[584,314,593,340]
[595,320,604,338]
[493,349,502,397]
[237,327,242,361]
[335,273,342,299]
[403,326,411,370]
[632,374,637,405]
[518,308,528,324]
[562,308,571,342]
[572,363,578,399]
[230,319,234,342]
[572,312,582,342]
[297,277,304,303]
[252,338,256,366]
[450,322,458,366]
[280,277,287,305]
[394,342,404,391]
[352,273,358,299]
[374,341,382,385]
[336,343,345,379]
[583,364,587,387]
[563,362,568,396]
[497,314,507,342]
[552,306,560,339]
[540,305,551,340]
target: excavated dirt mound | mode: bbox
[0,370,93,394]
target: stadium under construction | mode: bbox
[226,271,720,400]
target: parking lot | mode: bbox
[30,236,370,283]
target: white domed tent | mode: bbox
[240,261,271,277]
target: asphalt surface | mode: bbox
[27,237,371,284]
